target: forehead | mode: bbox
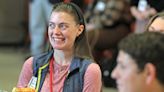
[117,50,137,66]
[149,17,164,33]
[50,11,76,23]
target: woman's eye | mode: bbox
[59,24,68,30]
[49,23,55,29]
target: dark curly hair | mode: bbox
[118,31,164,85]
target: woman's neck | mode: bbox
[53,49,74,65]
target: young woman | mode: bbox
[17,2,102,92]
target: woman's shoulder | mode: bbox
[83,62,102,91]
[86,63,101,74]
[24,57,33,65]
[23,57,34,69]
[76,57,100,69]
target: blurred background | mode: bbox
[0,0,28,91]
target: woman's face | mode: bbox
[48,11,84,51]
[149,17,164,33]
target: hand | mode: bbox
[131,6,147,20]
[12,87,35,92]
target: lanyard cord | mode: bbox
[50,57,54,92]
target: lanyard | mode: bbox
[50,57,54,92]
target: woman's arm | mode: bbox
[17,57,33,87]
[83,63,102,92]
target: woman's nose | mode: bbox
[53,26,61,34]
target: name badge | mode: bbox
[28,76,37,89]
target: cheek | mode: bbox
[121,71,138,86]
[65,31,77,41]
[122,72,144,92]
[68,34,77,45]
[48,29,52,36]
[127,71,136,78]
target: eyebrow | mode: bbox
[49,21,70,25]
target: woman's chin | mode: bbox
[53,46,63,50]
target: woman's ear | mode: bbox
[77,25,84,37]
[144,63,156,85]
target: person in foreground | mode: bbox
[111,32,164,92]
[17,2,102,92]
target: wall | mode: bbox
[0,0,26,44]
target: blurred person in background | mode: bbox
[146,12,164,33]
[130,0,164,33]
[84,0,133,87]
[29,0,59,55]
[85,0,133,54]
[111,32,164,92]
[17,2,102,92]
